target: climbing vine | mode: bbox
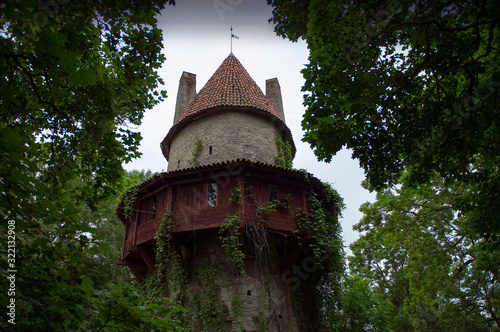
[219,181,292,277]
[229,183,242,204]
[231,294,244,330]
[249,193,292,263]
[138,173,344,331]
[186,262,227,331]
[219,182,247,276]
[297,183,344,260]
[253,280,270,332]
[292,181,346,331]
[257,193,291,217]
[142,213,185,304]
[188,138,203,167]
[274,133,293,168]
[122,186,138,222]
[158,215,186,286]
[220,214,246,275]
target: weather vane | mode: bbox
[230,26,239,53]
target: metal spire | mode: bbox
[230,26,239,53]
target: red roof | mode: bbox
[161,53,294,160]
[177,53,283,123]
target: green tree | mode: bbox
[81,169,156,288]
[333,274,393,332]
[349,175,499,331]
[84,282,186,331]
[268,0,500,238]
[0,1,177,330]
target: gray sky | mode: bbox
[123,0,376,252]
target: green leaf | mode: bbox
[80,276,94,294]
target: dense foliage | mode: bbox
[334,274,393,331]
[274,133,293,168]
[0,1,179,330]
[290,180,346,331]
[268,1,499,329]
[268,0,500,240]
[349,175,499,330]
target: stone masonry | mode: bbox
[168,109,281,172]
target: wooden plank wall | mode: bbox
[242,177,306,232]
[133,187,170,247]
[136,219,162,246]
[125,172,309,252]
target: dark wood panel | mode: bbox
[123,168,313,258]
[135,219,161,246]
[170,206,231,232]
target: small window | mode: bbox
[208,182,217,207]
[152,195,158,219]
[209,146,213,155]
[269,184,278,201]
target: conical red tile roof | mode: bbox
[176,53,283,123]
[161,53,294,160]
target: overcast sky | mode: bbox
[123,0,376,252]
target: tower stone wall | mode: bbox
[178,236,300,332]
[160,53,295,167]
[167,109,281,172]
[117,54,340,331]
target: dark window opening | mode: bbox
[209,146,213,155]
[269,184,278,201]
[177,160,180,168]
[208,182,217,207]
[247,290,252,296]
[152,195,158,219]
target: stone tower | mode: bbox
[161,53,294,172]
[117,54,343,331]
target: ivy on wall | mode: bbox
[257,193,291,217]
[250,193,292,262]
[142,213,185,304]
[219,182,246,276]
[219,180,293,276]
[135,169,345,331]
[254,280,271,332]
[274,133,293,168]
[122,186,139,222]
[139,199,233,331]
[231,293,244,330]
[220,214,246,276]
[293,180,346,331]
[144,230,230,331]
[187,138,203,167]
[186,262,227,331]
